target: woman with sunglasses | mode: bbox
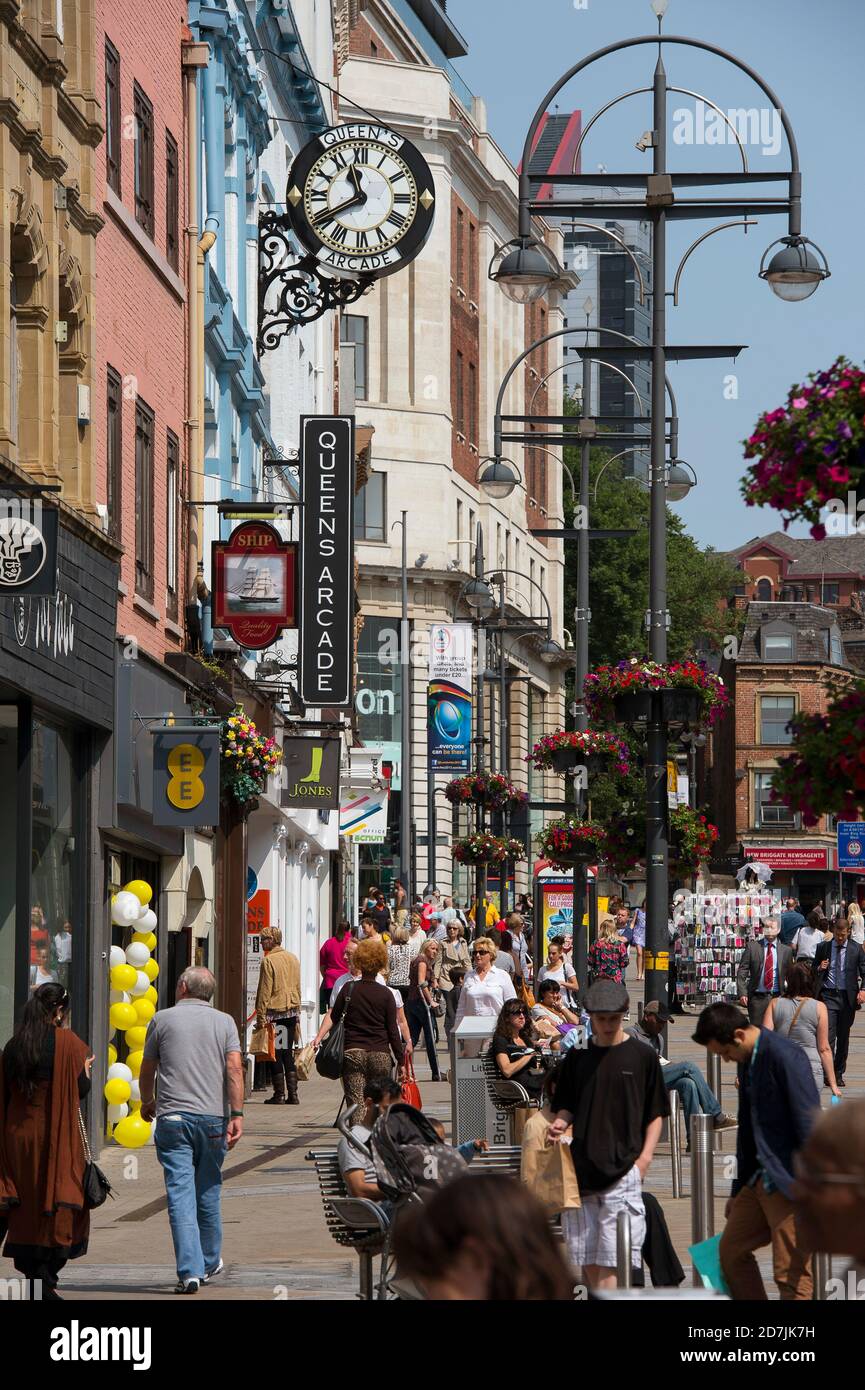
[492,1000,558,1100]
[453,937,516,1029]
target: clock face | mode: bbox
[286,122,435,280]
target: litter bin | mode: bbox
[450,1017,514,1148]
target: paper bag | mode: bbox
[250,1022,275,1061]
[521,1137,581,1215]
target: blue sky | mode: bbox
[449,0,865,552]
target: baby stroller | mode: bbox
[335,1102,468,1299]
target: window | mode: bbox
[822,582,840,605]
[760,695,795,745]
[106,367,122,540]
[756,578,773,601]
[828,628,844,666]
[456,207,464,288]
[456,498,463,545]
[455,350,464,435]
[469,221,477,300]
[755,770,798,827]
[134,399,155,600]
[105,40,121,194]
[340,315,368,400]
[468,508,476,547]
[468,361,477,444]
[133,83,154,238]
[354,470,386,542]
[165,133,179,270]
[763,630,794,661]
[166,430,179,619]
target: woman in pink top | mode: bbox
[319,922,351,1013]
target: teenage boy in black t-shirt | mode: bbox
[548,978,668,1290]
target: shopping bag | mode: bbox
[688,1234,730,1295]
[521,1134,581,1215]
[401,1055,423,1110]
[295,1042,316,1082]
[250,1022,275,1061]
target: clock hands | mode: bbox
[312,161,368,227]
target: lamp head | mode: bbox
[538,637,564,666]
[760,236,830,302]
[479,458,520,500]
[490,237,562,304]
[666,460,697,502]
[463,578,496,618]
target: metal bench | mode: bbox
[481,1046,542,1114]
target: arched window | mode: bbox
[756,578,773,601]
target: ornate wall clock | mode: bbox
[285,121,436,280]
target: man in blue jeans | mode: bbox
[627,1000,738,1149]
[140,967,244,1294]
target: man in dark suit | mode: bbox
[694,1001,819,1300]
[813,917,865,1086]
[736,917,793,1026]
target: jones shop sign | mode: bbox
[281,736,341,811]
[299,416,354,707]
[0,496,58,594]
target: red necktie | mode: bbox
[763,942,773,991]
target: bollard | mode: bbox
[616,1209,632,1288]
[690,1112,715,1287]
[669,1088,682,1199]
[706,1051,723,1152]
[812,1251,833,1300]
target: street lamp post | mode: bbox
[491,11,827,1016]
[392,511,413,908]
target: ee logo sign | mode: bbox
[166,743,206,810]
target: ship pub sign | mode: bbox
[212,522,297,650]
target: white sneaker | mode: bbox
[713,1112,738,1131]
[174,1278,200,1294]
[202,1260,224,1284]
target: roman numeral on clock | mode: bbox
[353,145,371,165]
[355,230,370,250]
[393,192,411,206]
[388,211,408,232]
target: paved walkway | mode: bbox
[56,963,864,1301]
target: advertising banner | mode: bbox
[152,727,221,827]
[427,622,472,772]
[339,788,390,843]
[246,889,270,1023]
[838,823,865,872]
[299,416,355,707]
[743,846,829,870]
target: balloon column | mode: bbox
[107,880,159,1148]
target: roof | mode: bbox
[728,531,865,579]
[738,601,852,664]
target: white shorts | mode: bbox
[561,1164,645,1270]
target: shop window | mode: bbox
[133,82,155,238]
[354,470,386,542]
[105,39,121,194]
[760,695,796,745]
[0,707,18,1045]
[30,721,75,998]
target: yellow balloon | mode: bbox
[110,963,137,991]
[133,998,155,1025]
[123,880,153,906]
[143,958,159,982]
[129,1100,142,1112]
[109,1002,137,1032]
[126,1049,144,1078]
[107,1043,117,1067]
[132,931,157,952]
[114,1113,151,1148]
[144,986,158,1006]
[124,1025,148,1050]
[104,1078,131,1105]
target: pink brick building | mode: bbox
[94,2,188,659]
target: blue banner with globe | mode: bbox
[428,623,473,772]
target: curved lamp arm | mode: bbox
[528,357,647,417]
[592,449,646,505]
[571,85,749,178]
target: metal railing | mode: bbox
[669,1088,683,1198]
[690,1112,715,1287]
[616,1209,632,1288]
[706,1051,724,1151]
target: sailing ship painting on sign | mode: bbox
[212,523,297,650]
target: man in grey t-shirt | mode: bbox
[140,967,243,1294]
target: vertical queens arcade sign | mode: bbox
[299,416,355,707]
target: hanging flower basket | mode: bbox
[661,689,703,727]
[536,818,606,870]
[770,677,865,826]
[451,833,524,866]
[603,812,647,877]
[740,356,865,538]
[669,805,719,869]
[444,771,528,811]
[526,728,631,776]
[221,707,282,808]
[584,659,728,729]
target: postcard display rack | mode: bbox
[673,891,781,1010]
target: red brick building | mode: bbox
[94,1,188,658]
[708,598,865,911]
[727,531,865,611]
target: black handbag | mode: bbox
[78,1107,113,1210]
[315,982,356,1081]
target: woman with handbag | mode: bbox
[0,983,95,1300]
[405,941,444,1082]
[255,927,301,1105]
[436,920,471,993]
[327,939,406,1111]
[763,961,840,1100]
[492,1000,558,1101]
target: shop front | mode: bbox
[0,504,118,1048]
[742,842,835,915]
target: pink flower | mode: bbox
[791,397,808,410]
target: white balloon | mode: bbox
[109,945,126,969]
[109,989,131,1006]
[129,971,150,998]
[129,1079,141,1103]
[107,1062,133,1084]
[125,941,151,969]
[112,891,141,927]
[136,908,158,934]
[107,1102,129,1124]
